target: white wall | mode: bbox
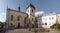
[37,16,42,28]
[42,14,56,28]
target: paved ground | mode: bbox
[0,29,7,33]
[5,29,34,33]
[5,29,60,33]
[47,29,60,33]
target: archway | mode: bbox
[17,23,20,28]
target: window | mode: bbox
[45,18,47,20]
[17,16,20,21]
[32,9,33,12]
[49,17,51,20]
[52,17,54,20]
[24,17,26,24]
[43,17,47,20]
[11,15,13,21]
[32,18,33,21]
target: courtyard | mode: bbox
[4,29,60,33]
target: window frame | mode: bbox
[11,15,13,21]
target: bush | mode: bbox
[31,28,39,33]
[39,28,45,32]
[31,28,50,33]
[51,24,60,31]
[31,28,38,32]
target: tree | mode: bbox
[55,19,59,25]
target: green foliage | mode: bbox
[39,28,45,32]
[56,20,59,24]
[50,24,60,31]
[31,28,48,32]
[31,28,39,32]
[0,22,3,29]
[50,20,59,29]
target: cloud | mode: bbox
[0,12,6,22]
[35,11,44,17]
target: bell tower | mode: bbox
[26,3,35,18]
[26,3,35,28]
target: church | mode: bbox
[6,3,36,29]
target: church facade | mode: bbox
[6,3,35,29]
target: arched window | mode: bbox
[32,9,33,13]
[11,15,13,21]
[17,16,20,21]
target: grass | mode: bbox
[31,28,50,32]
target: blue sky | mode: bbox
[0,0,60,22]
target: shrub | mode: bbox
[39,28,45,32]
[31,28,39,33]
[51,24,60,31]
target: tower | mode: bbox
[26,3,35,18]
[26,3,35,28]
[18,5,20,12]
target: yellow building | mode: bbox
[6,3,35,29]
[57,13,60,24]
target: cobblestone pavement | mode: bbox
[5,29,60,33]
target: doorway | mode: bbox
[17,23,20,28]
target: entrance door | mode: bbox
[17,23,20,28]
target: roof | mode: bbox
[26,3,35,9]
[7,8,35,17]
[42,13,56,17]
[7,8,27,15]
